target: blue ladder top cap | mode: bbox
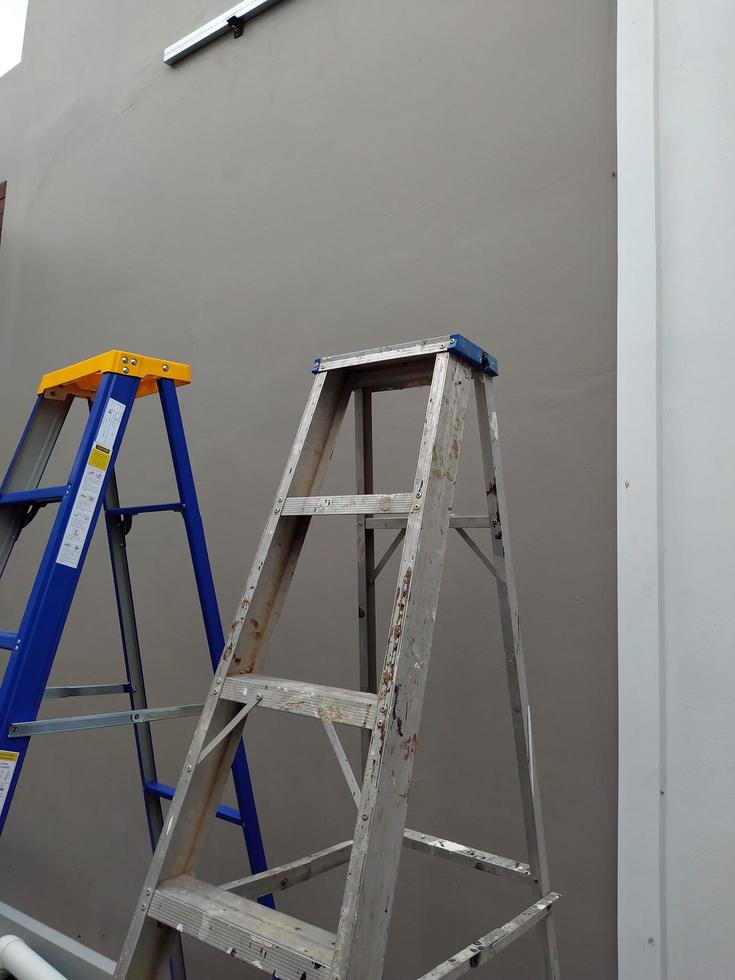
[448,334,499,376]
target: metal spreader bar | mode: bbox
[114,334,560,980]
[0,349,271,980]
[8,701,204,737]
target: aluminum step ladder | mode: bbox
[0,350,271,980]
[114,335,561,980]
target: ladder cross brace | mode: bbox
[418,893,560,980]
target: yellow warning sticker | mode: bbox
[0,750,19,815]
[88,444,111,471]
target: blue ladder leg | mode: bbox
[157,378,272,905]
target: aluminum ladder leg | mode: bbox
[114,335,560,980]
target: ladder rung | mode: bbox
[282,493,413,516]
[366,514,491,530]
[0,485,67,507]
[144,781,243,827]
[0,631,17,651]
[418,892,560,979]
[149,875,335,977]
[403,829,532,881]
[105,502,183,517]
[222,675,378,729]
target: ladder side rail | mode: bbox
[0,373,140,835]
[0,395,72,492]
[474,373,561,980]
[157,379,224,662]
[331,352,473,980]
[0,395,72,577]
[114,369,350,978]
[225,371,352,669]
[103,469,188,980]
[103,470,165,831]
[354,388,377,774]
[157,377,270,893]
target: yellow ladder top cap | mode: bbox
[38,350,191,399]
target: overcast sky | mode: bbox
[0,0,29,78]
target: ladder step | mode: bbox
[222,675,378,729]
[0,485,67,506]
[144,781,243,827]
[312,333,498,376]
[282,493,413,516]
[149,875,335,978]
[0,631,17,651]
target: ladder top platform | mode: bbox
[38,350,191,400]
[312,333,499,376]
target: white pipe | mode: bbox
[0,935,68,980]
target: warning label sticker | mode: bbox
[0,750,19,818]
[88,444,111,471]
[56,397,126,569]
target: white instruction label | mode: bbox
[95,397,126,451]
[0,750,19,817]
[56,397,126,569]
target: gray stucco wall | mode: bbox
[0,1,617,977]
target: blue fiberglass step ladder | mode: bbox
[0,350,271,979]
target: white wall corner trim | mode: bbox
[617,1,664,978]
